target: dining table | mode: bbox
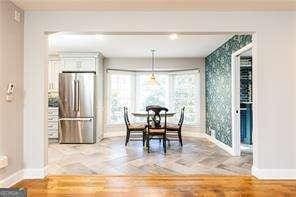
[131,112,176,117]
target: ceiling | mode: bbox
[11,0,296,11]
[48,34,233,57]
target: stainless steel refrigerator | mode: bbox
[58,71,96,144]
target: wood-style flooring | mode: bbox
[48,136,252,175]
[13,175,296,196]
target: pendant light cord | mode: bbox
[151,49,155,76]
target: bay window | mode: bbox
[135,73,170,112]
[106,69,200,126]
[107,72,134,124]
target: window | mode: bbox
[136,73,169,111]
[171,72,200,125]
[107,70,200,125]
[107,72,134,124]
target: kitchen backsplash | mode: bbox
[48,91,59,107]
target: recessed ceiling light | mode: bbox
[95,34,104,40]
[169,33,179,40]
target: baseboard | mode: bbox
[182,132,205,138]
[0,168,46,187]
[0,170,23,188]
[203,133,235,155]
[252,166,296,180]
[103,131,125,138]
[23,168,46,179]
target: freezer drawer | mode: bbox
[59,118,96,144]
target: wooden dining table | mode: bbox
[131,112,176,117]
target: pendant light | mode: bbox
[147,49,159,86]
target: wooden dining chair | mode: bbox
[124,107,146,146]
[166,107,185,146]
[146,105,168,153]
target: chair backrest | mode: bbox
[178,107,185,127]
[123,107,130,127]
[146,105,168,129]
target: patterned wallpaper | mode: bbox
[205,35,252,147]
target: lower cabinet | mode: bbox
[48,107,59,139]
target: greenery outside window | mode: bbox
[107,69,200,125]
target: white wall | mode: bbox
[23,11,296,179]
[0,0,24,182]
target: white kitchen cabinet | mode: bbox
[48,53,98,92]
[62,58,96,72]
[60,53,98,72]
[48,57,62,92]
[48,107,59,139]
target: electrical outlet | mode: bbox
[0,156,8,169]
[14,10,21,23]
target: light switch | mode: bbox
[6,83,15,102]
[14,10,21,23]
[0,156,8,169]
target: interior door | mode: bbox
[59,73,76,118]
[75,73,95,117]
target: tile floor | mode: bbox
[47,136,252,175]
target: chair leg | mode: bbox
[167,138,171,146]
[178,131,183,147]
[147,135,150,153]
[125,131,130,146]
[142,131,146,147]
[163,134,166,154]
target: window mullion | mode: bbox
[169,75,174,112]
[132,73,136,122]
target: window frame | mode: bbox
[106,70,136,125]
[106,69,200,126]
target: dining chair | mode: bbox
[146,105,168,153]
[124,107,146,146]
[166,107,185,146]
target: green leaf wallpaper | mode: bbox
[205,35,252,147]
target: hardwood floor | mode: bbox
[13,175,296,196]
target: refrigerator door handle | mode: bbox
[73,80,76,111]
[76,80,80,111]
[74,79,79,111]
[59,118,93,121]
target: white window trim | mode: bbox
[106,69,201,127]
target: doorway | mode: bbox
[232,43,253,156]
[45,32,255,176]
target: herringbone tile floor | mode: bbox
[47,136,252,175]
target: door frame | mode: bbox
[44,32,257,177]
[231,43,253,156]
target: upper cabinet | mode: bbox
[62,57,96,72]
[48,53,99,92]
[48,55,62,92]
[60,52,98,72]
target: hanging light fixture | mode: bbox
[147,49,159,86]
